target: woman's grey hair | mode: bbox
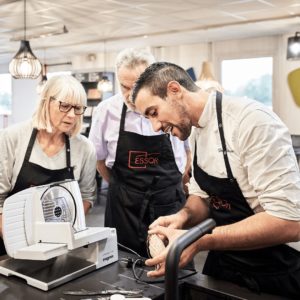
[32,75,87,137]
[115,48,156,71]
[131,62,199,103]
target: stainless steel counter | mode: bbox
[0,250,290,300]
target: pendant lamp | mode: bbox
[97,41,113,92]
[97,75,113,92]
[9,0,42,79]
[36,64,48,94]
[287,32,300,60]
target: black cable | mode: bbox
[132,258,147,284]
[117,242,142,257]
[120,257,145,268]
[117,242,197,284]
[130,257,197,284]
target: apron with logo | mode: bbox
[0,128,74,255]
[105,104,186,257]
[193,91,300,298]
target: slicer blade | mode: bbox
[40,185,76,225]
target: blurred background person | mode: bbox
[195,61,224,93]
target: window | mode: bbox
[0,74,12,115]
[221,57,273,108]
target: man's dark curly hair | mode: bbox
[131,62,199,103]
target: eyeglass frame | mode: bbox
[50,96,87,115]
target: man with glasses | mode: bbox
[0,75,97,256]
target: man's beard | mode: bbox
[173,101,192,140]
[174,120,192,140]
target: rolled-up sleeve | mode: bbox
[76,138,97,204]
[238,110,300,221]
[0,130,14,207]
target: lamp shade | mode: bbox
[9,40,42,79]
[287,32,300,60]
[97,75,113,92]
[36,63,48,94]
[36,74,48,94]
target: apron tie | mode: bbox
[138,176,160,243]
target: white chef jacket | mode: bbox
[188,92,300,221]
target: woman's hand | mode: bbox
[83,200,92,214]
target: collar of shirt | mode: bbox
[120,94,135,113]
[198,91,216,128]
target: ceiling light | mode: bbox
[39,25,68,39]
[97,75,113,92]
[36,64,48,94]
[10,25,69,42]
[97,41,113,93]
[287,32,300,60]
[9,0,41,79]
[87,53,96,62]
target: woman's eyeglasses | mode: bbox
[51,97,87,115]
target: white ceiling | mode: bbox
[0,0,300,66]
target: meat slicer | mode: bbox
[0,179,118,291]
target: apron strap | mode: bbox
[24,128,38,162]
[119,103,127,135]
[65,133,72,170]
[138,176,160,243]
[26,129,72,170]
[216,91,234,180]
[26,128,72,175]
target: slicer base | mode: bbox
[0,253,97,291]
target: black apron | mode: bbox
[105,104,186,257]
[194,91,300,298]
[0,128,74,255]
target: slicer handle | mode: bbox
[164,218,216,300]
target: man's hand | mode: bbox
[150,195,210,231]
[149,210,189,230]
[145,225,199,278]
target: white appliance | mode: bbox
[0,180,118,290]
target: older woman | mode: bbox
[0,75,97,255]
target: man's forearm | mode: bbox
[180,195,210,228]
[83,200,92,215]
[184,149,192,176]
[96,160,111,183]
[194,212,300,252]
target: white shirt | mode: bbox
[0,120,97,208]
[195,79,223,93]
[188,92,300,221]
[89,93,189,173]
